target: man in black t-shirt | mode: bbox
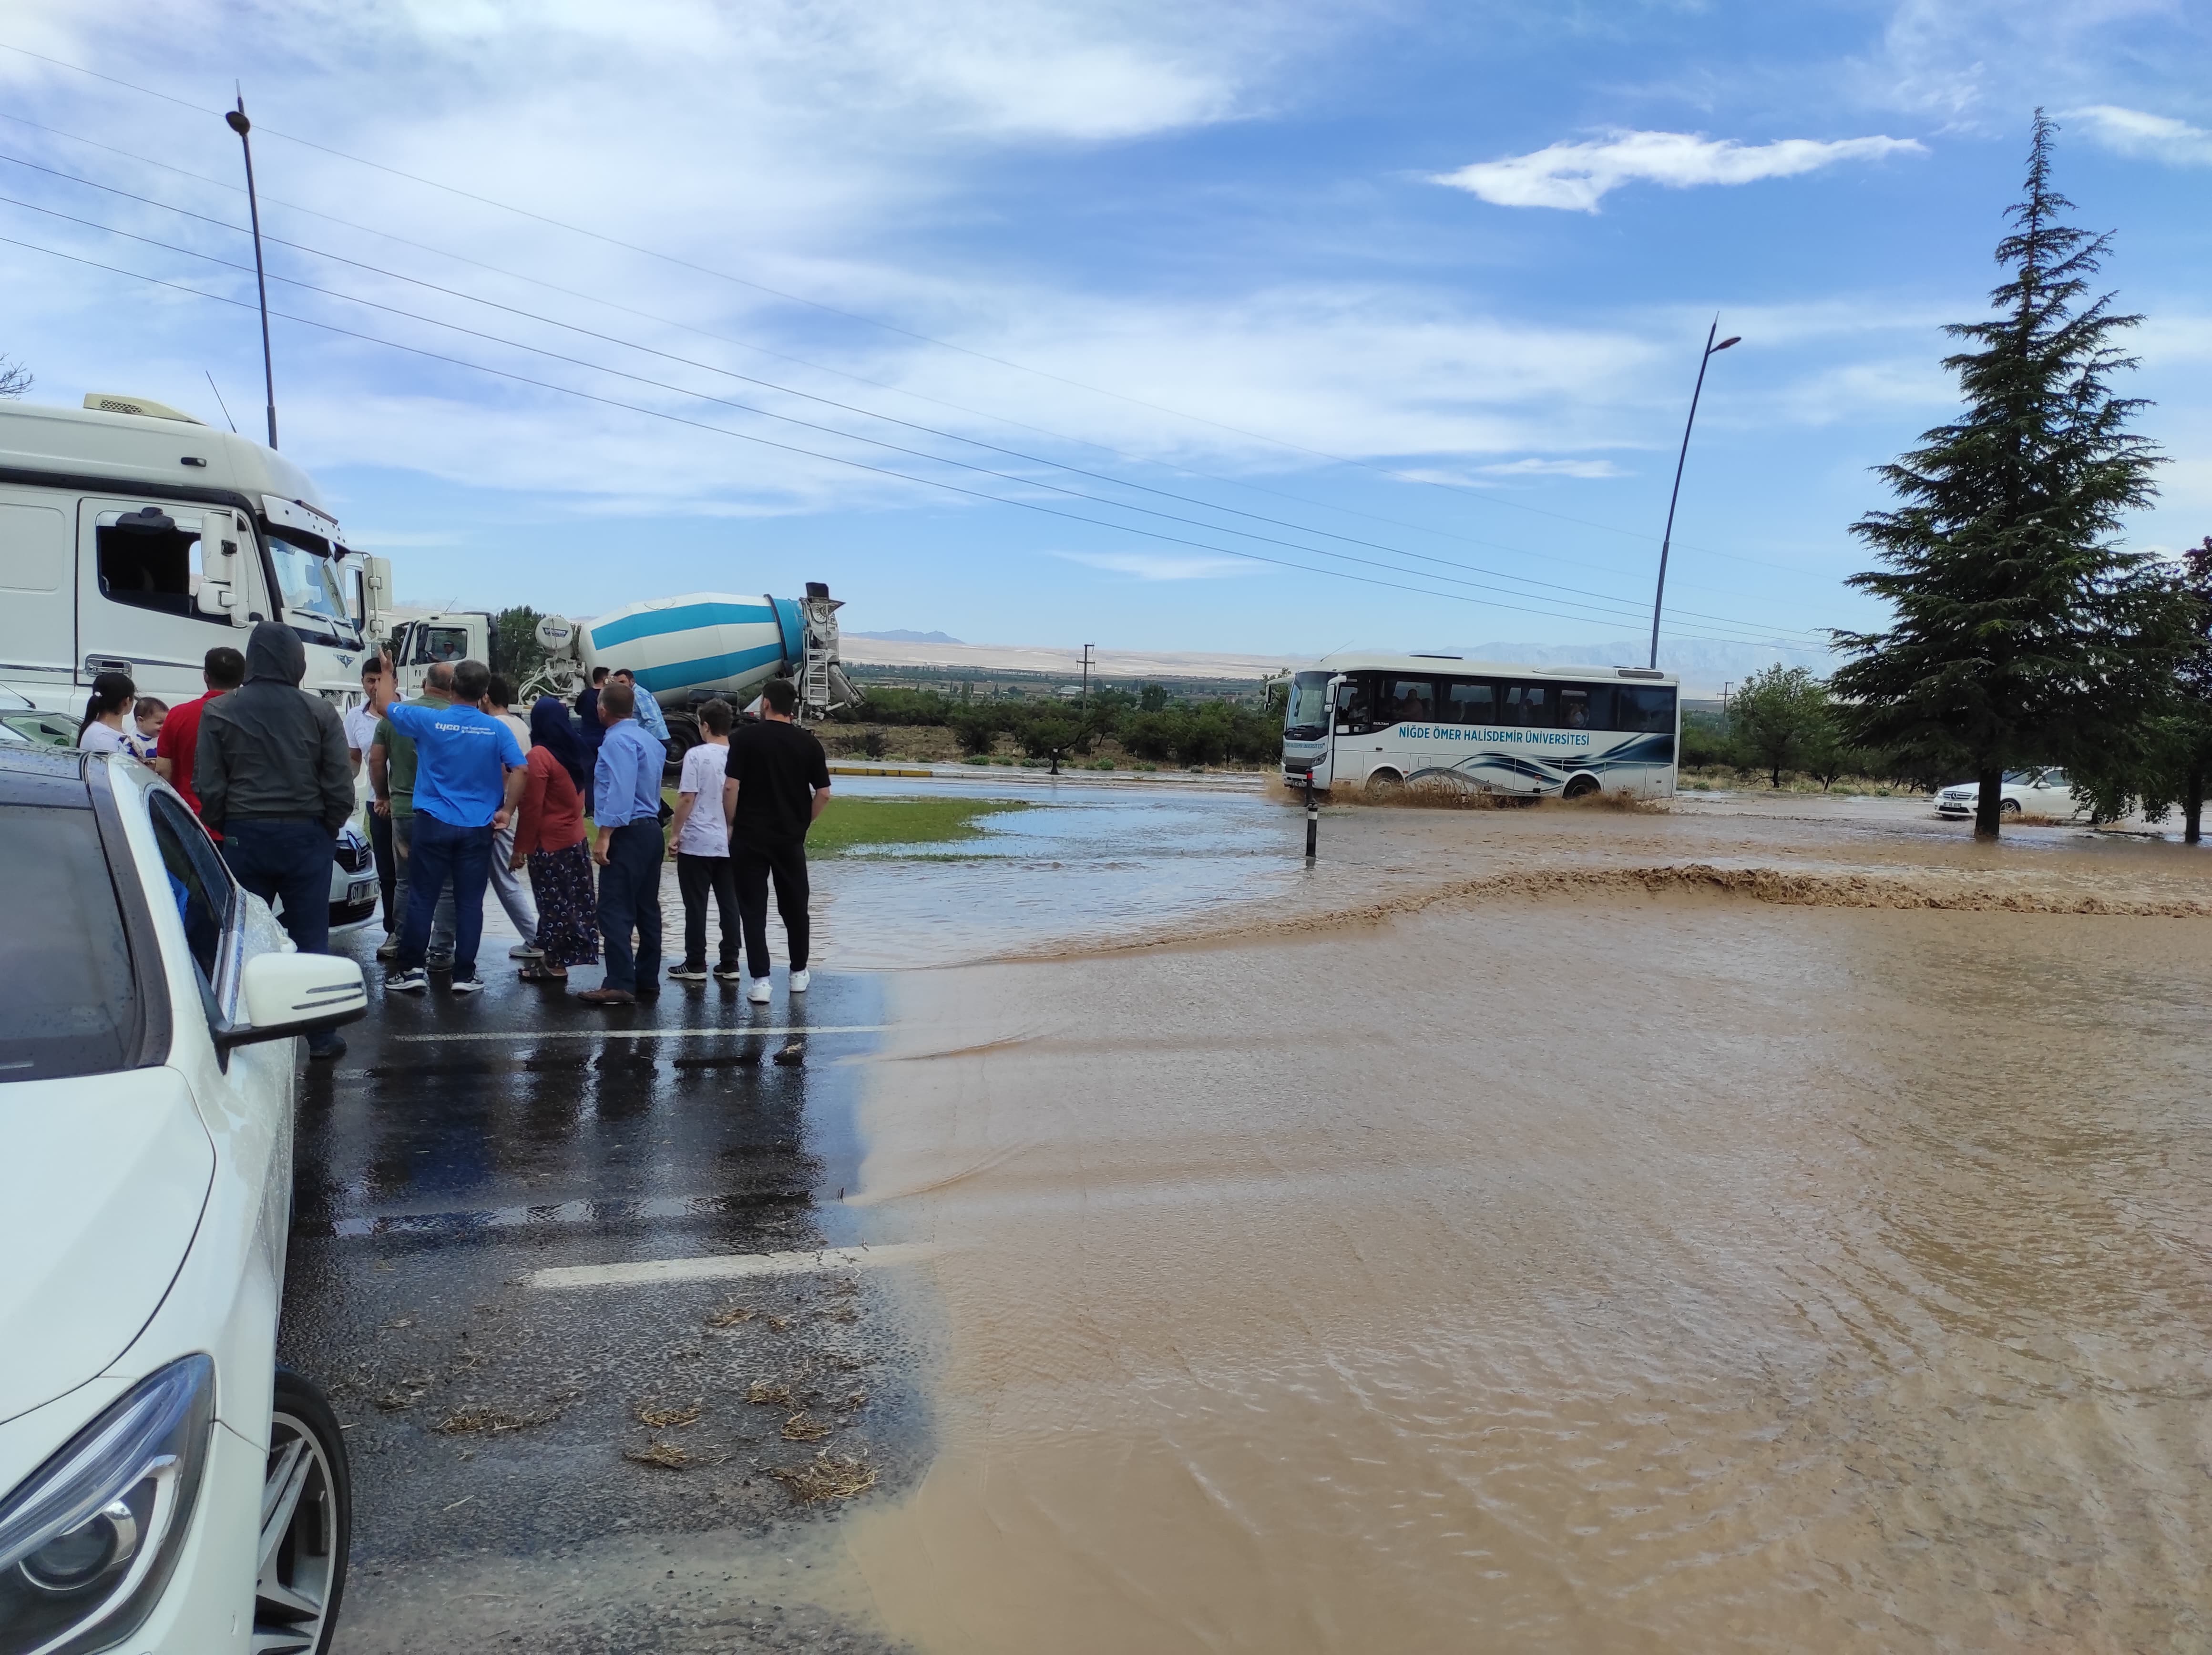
[721,677,831,1004]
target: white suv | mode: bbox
[1935,767,2083,820]
[0,749,365,1654]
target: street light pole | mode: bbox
[1648,319,1739,670]
[225,92,278,450]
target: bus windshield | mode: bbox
[1284,672,1332,741]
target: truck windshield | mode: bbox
[1284,672,1332,741]
[0,802,141,1081]
[266,531,360,646]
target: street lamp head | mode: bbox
[225,109,251,135]
[1712,335,1741,353]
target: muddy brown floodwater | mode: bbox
[815,792,2212,1652]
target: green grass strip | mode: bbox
[808,796,1030,857]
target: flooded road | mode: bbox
[828,787,2212,1651]
[300,781,2212,1649]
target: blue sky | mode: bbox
[1,0,2208,667]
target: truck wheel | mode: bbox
[258,1368,351,1655]
[1563,775,1599,800]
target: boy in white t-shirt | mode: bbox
[666,697,740,983]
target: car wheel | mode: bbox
[1999,798,2021,817]
[1363,769,1403,801]
[1562,775,1599,800]
[258,1368,351,1655]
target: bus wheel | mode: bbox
[1364,769,1403,801]
[1563,775,1599,800]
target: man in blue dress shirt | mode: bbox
[610,667,670,745]
[579,679,667,1006]
[380,658,527,996]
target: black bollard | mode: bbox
[1304,774,1318,861]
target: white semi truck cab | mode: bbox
[0,396,379,714]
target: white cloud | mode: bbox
[1055,550,1262,581]
[1474,458,1627,479]
[2068,105,2212,165]
[1433,130,1924,213]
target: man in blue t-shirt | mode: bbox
[381,658,527,995]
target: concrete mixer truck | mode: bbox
[507,584,860,769]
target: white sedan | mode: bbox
[0,748,366,1654]
[1935,767,2084,820]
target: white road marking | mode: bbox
[392,1025,886,1044]
[528,1242,939,1290]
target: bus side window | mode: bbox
[1505,683,1556,727]
[1617,686,1676,734]
[1383,679,1434,726]
[1444,680,1495,725]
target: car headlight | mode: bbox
[0,1356,214,1655]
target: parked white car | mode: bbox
[0,702,377,932]
[1935,767,2084,820]
[0,748,365,1654]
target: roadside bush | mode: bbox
[951,711,999,756]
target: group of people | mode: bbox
[78,622,834,1056]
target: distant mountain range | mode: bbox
[848,629,966,644]
[1418,639,1838,696]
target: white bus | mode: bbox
[1280,652,1680,800]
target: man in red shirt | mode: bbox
[155,645,247,831]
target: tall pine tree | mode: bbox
[1830,112,2186,838]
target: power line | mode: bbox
[0,192,1818,645]
[0,226,1829,651]
[0,151,1827,644]
[0,37,1821,577]
[0,108,1818,596]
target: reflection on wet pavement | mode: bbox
[287,931,924,1654]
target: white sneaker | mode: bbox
[789,969,810,994]
[510,943,543,960]
[747,977,772,1005]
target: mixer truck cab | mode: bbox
[0,394,384,927]
[388,610,495,697]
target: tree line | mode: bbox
[829,683,1285,768]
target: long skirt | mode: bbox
[525,840,600,967]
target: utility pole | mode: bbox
[1079,644,1095,714]
[1649,319,1740,670]
[225,92,278,450]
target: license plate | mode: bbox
[348,880,375,904]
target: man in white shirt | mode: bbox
[666,697,738,983]
[344,655,399,941]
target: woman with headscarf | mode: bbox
[509,696,598,981]
[76,671,136,753]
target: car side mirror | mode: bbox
[214,953,368,1050]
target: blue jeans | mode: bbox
[398,811,493,977]
[596,820,664,993]
[221,818,343,1054]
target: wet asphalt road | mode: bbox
[282,911,923,1653]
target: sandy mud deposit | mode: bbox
[815,793,2212,1651]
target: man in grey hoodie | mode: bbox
[195,621,357,1058]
